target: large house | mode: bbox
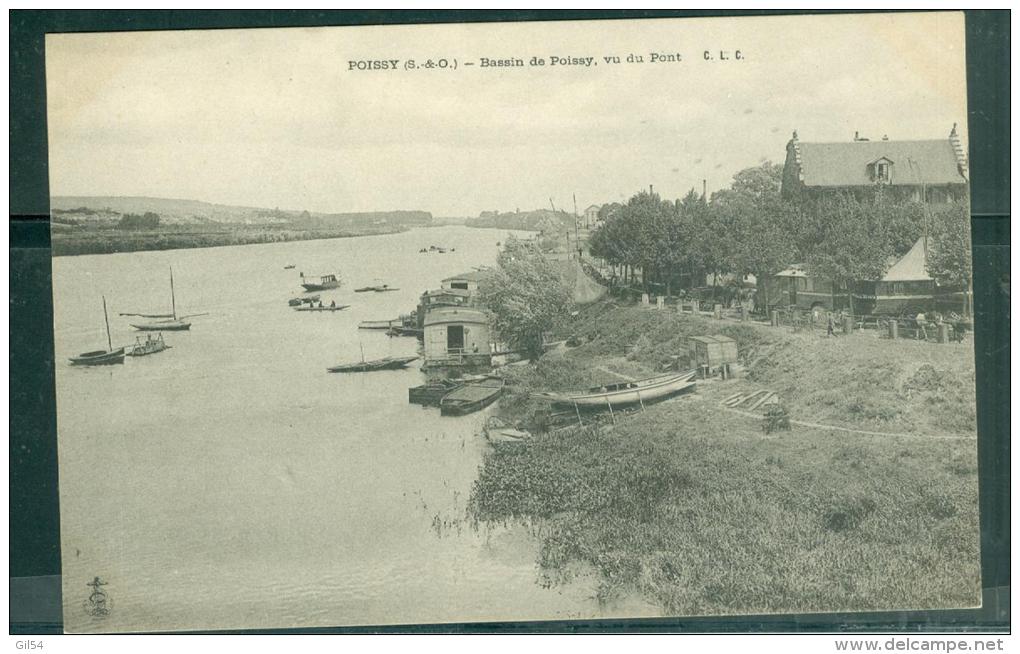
[781,125,969,203]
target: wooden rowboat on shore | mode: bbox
[533,370,697,408]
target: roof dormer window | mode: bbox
[868,156,894,183]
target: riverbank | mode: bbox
[51,223,410,256]
[469,297,980,614]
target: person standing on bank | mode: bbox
[827,312,836,337]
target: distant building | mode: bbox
[583,204,602,226]
[422,306,492,368]
[781,125,969,203]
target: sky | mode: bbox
[45,12,968,217]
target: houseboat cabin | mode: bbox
[422,307,492,368]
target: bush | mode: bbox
[762,404,791,434]
[822,496,877,532]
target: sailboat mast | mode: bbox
[102,295,113,351]
[170,266,177,320]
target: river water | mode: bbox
[53,226,656,632]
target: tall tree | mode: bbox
[481,236,573,360]
[803,193,895,315]
[709,163,800,304]
[926,202,973,315]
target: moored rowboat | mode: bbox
[440,377,505,416]
[533,370,697,407]
[127,333,171,357]
[294,304,349,312]
[359,318,402,330]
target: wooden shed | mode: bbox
[688,335,738,373]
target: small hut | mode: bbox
[688,335,738,375]
[857,237,938,315]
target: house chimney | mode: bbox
[949,122,968,178]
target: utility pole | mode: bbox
[572,193,581,259]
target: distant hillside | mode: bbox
[51,196,432,228]
[466,209,574,232]
[51,196,273,224]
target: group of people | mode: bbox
[913,311,969,342]
[822,308,969,342]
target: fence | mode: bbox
[767,306,969,344]
[636,292,969,345]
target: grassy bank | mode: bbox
[469,299,980,614]
[51,223,408,256]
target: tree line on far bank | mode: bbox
[587,162,972,309]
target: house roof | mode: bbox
[796,139,966,187]
[423,287,474,297]
[690,335,735,345]
[584,204,601,212]
[442,270,490,283]
[882,237,933,282]
[423,306,489,326]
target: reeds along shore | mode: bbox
[468,298,979,615]
[50,224,408,257]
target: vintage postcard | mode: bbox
[46,12,979,632]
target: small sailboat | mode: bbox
[131,267,192,331]
[69,296,125,366]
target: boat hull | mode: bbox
[294,305,349,312]
[301,282,340,292]
[537,371,697,407]
[327,355,419,373]
[132,320,191,331]
[408,380,462,406]
[359,319,401,330]
[440,379,505,416]
[69,348,126,366]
